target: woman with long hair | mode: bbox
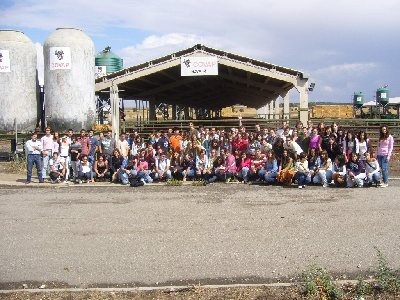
[357,130,370,165]
[376,125,394,187]
[343,130,358,162]
[277,149,295,185]
[313,150,333,188]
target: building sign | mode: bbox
[0,50,11,72]
[181,56,218,76]
[49,47,71,70]
[95,66,107,78]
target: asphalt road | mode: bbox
[0,183,400,289]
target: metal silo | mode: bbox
[353,92,364,108]
[95,46,123,75]
[0,30,37,132]
[376,87,389,106]
[44,28,95,131]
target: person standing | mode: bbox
[40,127,53,179]
[376,125,394,187]
[88,129,98,164]
[100,131,116,166]
[25,133,44,184]
[77,129,91,157]
[116,133,130,163]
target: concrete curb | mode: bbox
[0,280,374,293]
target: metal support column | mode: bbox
[283,92,290,119]
[274,97,280,119]
[110,83,120,140]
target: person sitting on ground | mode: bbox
[195,149,209,179]
[295,152,311,189]
[262,150,279,184]
[307,148,320,183]
[154,152,171,181]
[224,148,237,183]
[181,153,196,182]
[120,157,138,185]
[170,151,183,180]
[49,152,66,183]
[364,151,381,187]
[313,150,333,188]
[136,149,153,184]
[93,155,110,182]
[110,148,125,183]
[236,152,252,183]
[77,155,93,183]
[277,149,295,185]
[346,152,365,188]
[332,154,347,187]
[250,148,266,180]
[207,156,225,183]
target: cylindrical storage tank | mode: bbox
[376,87,389,106]
[0,30,37,132]
[44,28,95,131]
[353,92,364,108]
[95,46,123,75]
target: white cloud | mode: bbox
[314,63,378,76]
[118,33,202,66]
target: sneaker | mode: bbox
[140,179,146,185]
[302,185,306,188]
[25,181,31,185]
[380,183,388,188]
[322,184,328,188]
[298,185,303,189]
[78,180,82,184]
[226,177,232,183]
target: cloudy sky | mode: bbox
[1,0,399,103]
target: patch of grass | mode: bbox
[354,276,370,300]
[165,179,183,186]
[8,155,27,174]
[302,265,343,300]
[374,247,400,294]
[191,179,207,186]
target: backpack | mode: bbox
[129,177,144,187]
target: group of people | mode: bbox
[25,120,394,188]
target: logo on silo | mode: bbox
[55,50,64,60]
[0,50,11,72]
[50,47,71,70]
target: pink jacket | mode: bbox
[225,154,237,173]
[237,158,251,172]
[377,135,394,159]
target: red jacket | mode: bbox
[237,158,252,172]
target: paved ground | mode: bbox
[0,180,400,290]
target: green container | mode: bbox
[95,46,123,74]
[376,87,389,106]
[353,92,364,108]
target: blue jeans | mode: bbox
[238,167,250,182]
[295,172,311,186]
[366,172,381,184]
[137,170,153,183]
[41,150,52,178]
[27,154,43,182]
[377,155,389,184]
[264,172,277,183]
